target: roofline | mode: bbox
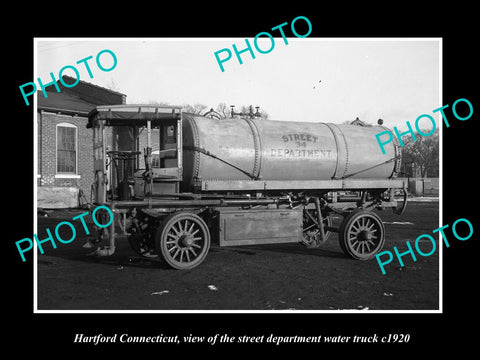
[38,105,90,117]
[60,75,126,97]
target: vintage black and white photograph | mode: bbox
[32,37,441,312]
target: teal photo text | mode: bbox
[19,49,117,106]
[15,205,113,262]
[375,217,474,274]
[214,16,312,72]
[376,98,473,154]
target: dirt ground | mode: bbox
[36,199,439,311]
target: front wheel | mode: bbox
[155,212,210,270]
[339,210,385,260]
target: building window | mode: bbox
[56,123,77,174]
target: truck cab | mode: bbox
[87,105,183,204]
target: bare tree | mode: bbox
[183,103,208,114]
[401,131,439,178]
[105,78,121,93]
[215,102,230,118]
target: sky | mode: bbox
[35,38,440,130]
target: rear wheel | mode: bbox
[155,212,210,270]
[339,210,385,260]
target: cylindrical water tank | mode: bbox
[182,114,399,191]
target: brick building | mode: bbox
[37,76,126,208]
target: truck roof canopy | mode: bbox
[87,104,182,128]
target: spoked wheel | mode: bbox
[339,210,385,260]
[302,208,332,248]
[155,212,210,270]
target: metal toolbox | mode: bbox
[217,208,303,246]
